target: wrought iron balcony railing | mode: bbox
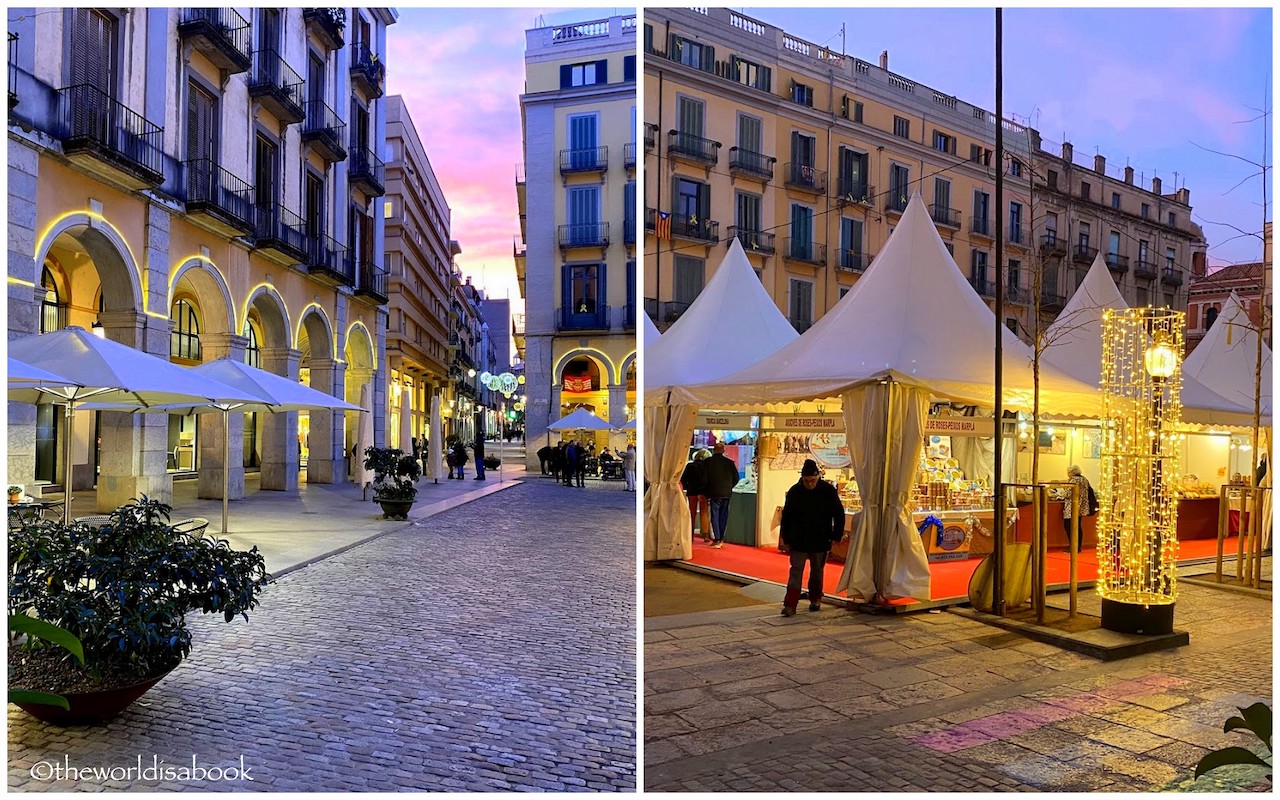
[301,99,346,163]
[784,162,826,195]
[1007,224,1027,246]
[930,205,961,229]
[837,249,873,272]
[1162,266,1184,286]
[657,300,690,325]
[559,145,608,174]
[181,158,254,233]
[303,8,345,50]
[249,49,305,124]
[558,305,611,331]
[971,217,993,237]
[644,123,657,151]
[1072,244,1099,263]
[305,233,353,286]
[253,202,309,263]
[1105,253,1129,274]
[885,193,909,213]
[969,275,994,297]
[1040,288,1067,311]
[354,259,388,303]
[667,130,719,164]
[56,84,164,186]
[348,146,385,196]
[1133,259,1157,280]
[669,212,718,242]
[729,147,775,181]
[728,227,775,255]
[349,41,385,98]
[785,239,826,265]
[623,141,636,169]
[1040,233,1068,256]
[558,222,610,249]
[177,8,251,73]
[837,179,871,204]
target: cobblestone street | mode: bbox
[9,478,637,792]
[645,568,1271,792]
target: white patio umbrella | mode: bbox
[7,357,82,389]
[621,418,637,430]
[8,327,263,524]
[82,357,362,534]
[428,394,444,484]
[399,384,413,455]
[547,406,616,432]
[355,383,375,494]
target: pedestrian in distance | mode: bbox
[537,444,553,475]
[1062,464,1094,552]
[473,438,486,481]
[575,440,588,487]
[622,443,637,492]
[563,441,579,486]
[779,459,847,616]
[451,439,468,480]
[681,450,711,542]
[703,442,740,548]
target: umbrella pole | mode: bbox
[63,401,75,525]
[222,408,230,535]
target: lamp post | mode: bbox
[1098,309,1184,635]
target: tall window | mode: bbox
[1045,212,1059,243]
[673,255,704,305]
[1165,247,1176,269]
[675,95,704,146]
[1138,239,1149,266]
[1204,306,1219,329]
[1081,181,1091,200]
[735,192,762,233]
[838,147,868,200]
[562,264,602,315]
[254,133,279,210]
[567,185,601,244]
[304,171,324,238]
[1109,231,1121,258]
[1009,202,1023,243]
[840,217,864,268]
[670,35,713,72]
[973,190,990,233]
[889,163,910,209]
[40,267,64,334]
[567,113,599,169]
[893,115,910,139]
[186,80,218,168]
[170,299,201,361]
[70,9,117,96]
[790,204,813,260]
[1111,192,1121,210]
[243,319,261,368]
[788,279,813,327]
[971,250,989,284]
[736,114,762,156]
[934,178,952,217]
[732,56,770,91]
[1078,221,1091,251]
[791,131,816,169]
[623,180,636,234]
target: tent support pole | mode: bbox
[222,408,230,535]
[63,401,75,525]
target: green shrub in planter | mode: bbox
[9,496,270,690]
[364,446,421,502]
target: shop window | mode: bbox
[170,299,201,362]
[243,318,261,369]
[40,266,65,334]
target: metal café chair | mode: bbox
[172,517,210,538]
[73,514,114,528]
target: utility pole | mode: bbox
[992,7,1006,616]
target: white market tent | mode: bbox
[547,406,615,432]
[644,237,799,561]
[1183,291,1272,420]
[682,193,1101,602]
[1042,254,1265,427]
[642,312,661,350]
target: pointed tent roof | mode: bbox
[547,406,615,431]
[645,237,798,404]
[683,193,1098,414]
[1184,292,1272,417]
[1042,257,1263,426]
[643,313,661,350]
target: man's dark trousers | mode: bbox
[784,550,828,608]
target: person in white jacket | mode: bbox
[621,444,637,492]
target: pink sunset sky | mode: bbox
[385,7,620,318]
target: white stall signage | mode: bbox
[695,413,755,430]
[924,417,995,437]
[773,415,844,432]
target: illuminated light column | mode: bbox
[1098,308,1184,635]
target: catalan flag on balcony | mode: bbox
[656,211,671,240]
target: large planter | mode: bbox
[13,667,175,726]
[376,497,414,520]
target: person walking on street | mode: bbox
[703,442,739,548]
[681,450,711,542]
[575,441,588,487]
[621,443,637,492]
[537,444,553,475]
[451,439,468,480]
[779,459,846,616]
[473,438,486,480]
[563,441,579,486]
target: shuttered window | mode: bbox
[70,9,115,93]
[673,256,704,305]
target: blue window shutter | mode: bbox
[596,59,607,84]
[560,64,572,88]
[598,263,607,311]
[624,55,635,82]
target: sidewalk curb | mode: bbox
[271,478,524,579]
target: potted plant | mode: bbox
[8,496,270,725]
[364,446,421,520]
[8,485,22,504]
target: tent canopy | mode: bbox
[682,193,1099,415]
[645,238,798,405]
[643,313,661,350]
[1183,291,1272,418]
[547,406,614,431]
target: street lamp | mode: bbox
[1098,309,1184,635]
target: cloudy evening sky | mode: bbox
[387,5,1270,313]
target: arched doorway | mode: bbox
[296,306,339,483]
[344,322,375,480]
[557,353,612,451]
[245,286,295,492]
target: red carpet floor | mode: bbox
[683,536,1241,603]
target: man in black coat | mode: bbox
[563,441,578,486]
[779,459,846,616]
[537,444,553,475]
[473,438,486,481]
[574,441,588,487]
[702,442,741,548]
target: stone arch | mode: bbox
[34,212,143,314]
[243,284,291,351]
[619,350,637,381]
[295,304,335,363]
[553,347,617,386]
[169,257,235,337]
[344,321,375,372]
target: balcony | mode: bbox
[1040,288,1067,312]
[969,275,994,298]
[301,99,346,163]
[624,141,636,169]
[790,318,813,334]
[971,217,993,238]
[181,159,255,235]
[644,123,657,151]
[559,304,611,332]
[253,202,309,264]
[177,8,251,73]
[557,222,609,250]
[885,193,909,214]
[354,259,388,303]
[1105,252,1129,276]
[837,180,873,205]
[303,8,345,51]
[1007,225,1028,248]
[836,249,873,273]
[55,84,164,188]
[249,50,305,125]
[305,233,353,287]
[728,227,775,255]
[1133,259,1157,280]
[559,145,608,175]
[644,207,657,232]
[657,300,690,325]
[784,162,826,195]
[1040,233,1068,257]
[1005,283,1030,305]
[1162,266,1184,286]
[349,42,385,98]
[348,146,385,196]
[728,147,775,182]
[1072,244,1099,264]
[930,205,961,229]
[670,212,718,243]
[667,130,720,165]
[785,239,826,266]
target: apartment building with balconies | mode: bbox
[384,94,460,447]
[519,14,638,467]
[8,7,395,508]
[643,7,1206,343]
